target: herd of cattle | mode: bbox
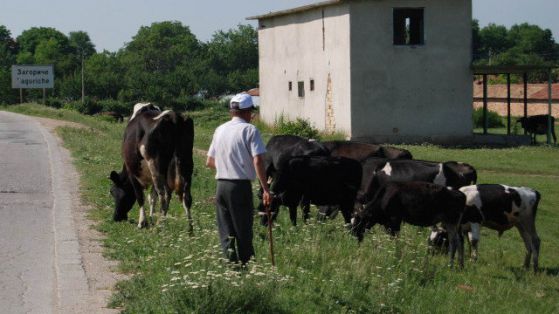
[108,104,542,272]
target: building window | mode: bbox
[288,81,292,91]
[298,81,305,98]
[393,8,424,45]
[310,79,315,91]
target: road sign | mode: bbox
[11,65,54,89]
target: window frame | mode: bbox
[393,8,425,46]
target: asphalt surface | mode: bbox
[0,111,90,314]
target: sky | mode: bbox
[1,0,558,52]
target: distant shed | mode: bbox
[249,0,473,144]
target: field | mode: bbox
[4,104,559,313]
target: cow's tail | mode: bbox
[532,190,541,219]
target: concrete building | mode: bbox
[248,0,473,144]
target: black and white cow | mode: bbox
[352,181,467,268]
[359,159,477,206]
[109,105,194,228]
[271,155,362,226]
[517,114,556,144]
[322,140,413,162]
[455,184,541,272]
[258,135,330,225]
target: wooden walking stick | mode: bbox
[265,203,276,266]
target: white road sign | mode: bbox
[12,65,54,89]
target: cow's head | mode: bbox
[109,169,136,221]
[443,162,477,188]
[428,227,449,253]
[516,117,528,129]
[350,200,380,242]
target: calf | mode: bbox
[360,159,477,206]
[322,140,412,162]
[352,181,466,268]
[517,114,556,144]
[109,108,194,228]
[258,135,329,225]
[271,156,362,226]
[458,184,541,272]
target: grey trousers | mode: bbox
[215,179,255,264]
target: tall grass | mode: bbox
[3,103,559,313]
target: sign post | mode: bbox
[11,65,54,104]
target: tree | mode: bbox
[16,27,69,55]
[507,23,558,63]
[119,21,203,103]
[478,23,511,63]
[85,51,124,99]
[0,25,18,104]
[205,24,258,94]
[68,31,95,58]
[472,20,482,62]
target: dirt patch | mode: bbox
[34,117,125,313]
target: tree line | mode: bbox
[0,20,558,112]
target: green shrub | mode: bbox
[63,97,101,115]
[45,97,64,109]
[97,99,130,115]
[472,107,505,128]
[166,95,205,112]
[273,114,320,139]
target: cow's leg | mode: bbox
[288,204,298,226]
[301,196,310,223]
[468,223,481,261]
[516,222,540,272]
[146,159,169,217]
[446,224,464,269]
[341,202,354,228]
[148,187,158,224]
[182,188,194,233]
[130,178,147,228]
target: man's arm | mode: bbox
[253,154,271,207]
[206,156,216,169]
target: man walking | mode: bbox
[206,93,271,265]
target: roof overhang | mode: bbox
[247,0,343,20]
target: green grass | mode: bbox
[3,103,559,313]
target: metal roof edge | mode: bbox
[246,0,343,20]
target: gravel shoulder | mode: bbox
[33,116,125,313]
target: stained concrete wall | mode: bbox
[256,0,473,143]
[257,4,352,135]
[349,0,473,143]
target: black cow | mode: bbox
[459,184,541,272]
[352,181,467,268]
[258,135,329,225]
[517,114,556,144]
[271,156,362,226]
[109,107,194,229]
[322,140,413,161]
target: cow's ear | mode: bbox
[109,171,121,186]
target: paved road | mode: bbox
[0,111,89,314]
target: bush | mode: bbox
[167,95,204,112]
[274,114,320,139]
[97,99,130,115]
[472,108,505,128]
[63,97,101,115]
[45,97,64,109]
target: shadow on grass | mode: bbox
[507,266,559,278]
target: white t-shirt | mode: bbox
[208,117,267,180]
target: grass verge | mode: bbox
[3,103,559,313]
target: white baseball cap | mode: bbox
[230,93,255,111]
